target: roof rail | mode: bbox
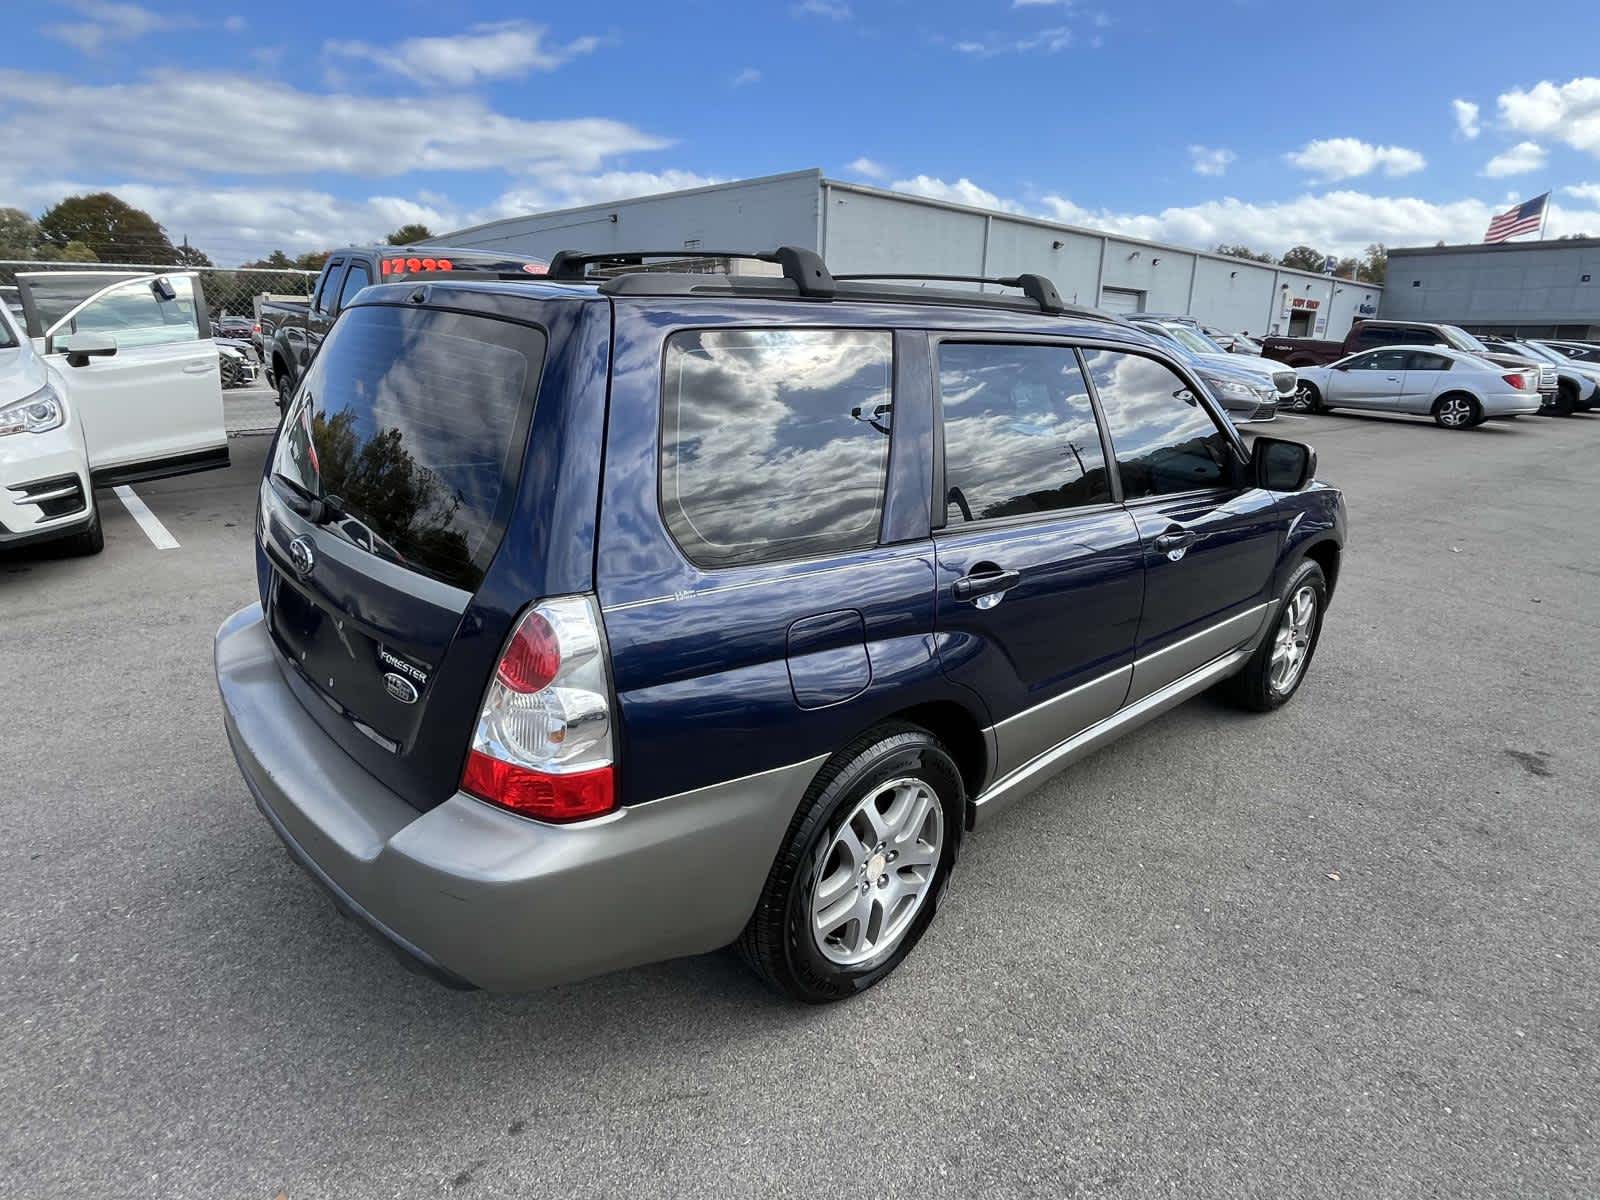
[545,246,835,297]
[833,271,1071,316]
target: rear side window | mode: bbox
[1408,352,1452,371]
[937,342,1111,523]
[1082,349,1233,499]
[337,263,372,309]
[661,329,892,568]
[272,304,544,591]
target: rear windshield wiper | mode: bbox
[271,473,345,526]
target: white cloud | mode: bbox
[1564,182,1600,204]
[793,0,852,18]
[889,175,1022,212]
[952,26,1073,56]
[0,169,725,263]
[1498,77,1600,156]
[1285,138,1426,181]
[882,174,1600,257]
[43,2,188,54]
[0,69,669,179]
[1483,141,1547,177]
[731,67,761,87]
[1189,145,1236,177]
[847,157,889,180]
[325,22,601,87]
[1453,99,1480,139]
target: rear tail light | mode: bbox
[1503,373,1529,390]
[460,595,616,822]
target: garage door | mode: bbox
[1099,288,1145,314]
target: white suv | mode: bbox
[1,271,229,555]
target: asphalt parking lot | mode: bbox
[3,408,1597,1199]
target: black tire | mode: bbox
[276,370,295,413]
[1219,559,1327,713]
[1554,385,1577,417]
[1433,392,1481,429]
[738,724,964,1003]
[1290,380,1324,413]
[220,356,242,390]
[60,496,104,557]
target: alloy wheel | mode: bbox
[1291,381,1316,411]
[1438,396,1474,427]
[1269,585,1317,694]
[810,777,944,967]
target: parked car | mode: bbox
[7,270,227,496]
[1262,319,1558,410]
[1126,314,1297,412]
[212,314,254,342]
[217,340,259,389]
[216,247,1346,1001]
[1291,345,1542,428]
[1479,335,1597,415]
[0,299,103,554]
[260,246,550,414]
[1204,328,1264,355]
[1540,339,1600,365]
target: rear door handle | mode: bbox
[1153,529,1201,561]
[183,359,214,374]
[952,569,1021,608]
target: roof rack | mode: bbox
[546,246,836,297]
[832,271,1073,316]
[543,246,1109,320]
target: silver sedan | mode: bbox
[1291,345,1542,429]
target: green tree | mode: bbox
[38,192,177,263]
[385,223,434,246]
[173,242,214,267]
[1214,242,1276,264]
[1333,256,1361,280]
[1358,243,1387,284]
[245,249,296,269]
[1278,245,1327,273]
[294,250,330,271]
[36,240,100,262]
[0,207,42,258]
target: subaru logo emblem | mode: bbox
[383,672,419,704]
[287,536,315,578]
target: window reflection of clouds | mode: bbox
[1083,349,1231,498]
[939,344,1110,522]
[662,329,892,567]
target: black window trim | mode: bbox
[337,260,374,310]
[313,256,345,317]
[655,323,900,573]
[927,332,1123,534]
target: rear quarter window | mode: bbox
[272,304,544,591]
[660,328,893,568]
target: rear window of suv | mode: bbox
[660,328,893,568]
[272,304,544,591]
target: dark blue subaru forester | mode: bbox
[215,248,1346,1003]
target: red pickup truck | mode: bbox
[1262,319,1557,405]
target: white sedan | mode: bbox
[1,270,228,556]
[1291,345,1543,429]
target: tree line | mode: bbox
[0,191,434,269]
[1214,241,1388,284]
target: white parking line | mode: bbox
[113,485,180,550]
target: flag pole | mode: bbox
[1538,191,1550,240]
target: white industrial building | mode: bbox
[432,168,1383,339]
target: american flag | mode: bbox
[1484,193,1549,243]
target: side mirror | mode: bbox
[1252,436,1316,491]
[57,332,118,368]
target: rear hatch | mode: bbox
[258,298,549,811]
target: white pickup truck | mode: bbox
[0,271,226,555]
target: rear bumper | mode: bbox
[215,604,822,991]
[1482,391,1543,417]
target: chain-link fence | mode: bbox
[0,260,317,322]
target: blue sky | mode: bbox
[6,0,1600,263]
